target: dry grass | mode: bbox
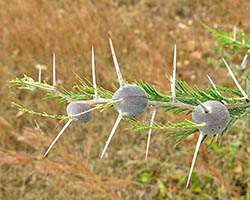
[0,0,250,199]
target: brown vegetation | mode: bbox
[0,0,249,199]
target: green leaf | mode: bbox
[156,178,166,197]
[140,172,152,183]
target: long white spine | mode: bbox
[100,114,122,159]
[222,58,248,99]
[38,66,41,83]
[109,38,125,87]
[241,49,250,70]
[44,119,73,157]
[92,46,98,98]
[171,44,177,102]
[186,132,205,188]
[207,75,221,96]
[53,53,56,87]
[145,107,157,160]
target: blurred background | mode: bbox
[0,0,249,199]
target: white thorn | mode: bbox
[215,134,219,142]
[38,66,42,83]
[242,39,245,45]
[92,46,98,99]
[171,44,177,102]
[233,25,236,41]
[246,77,249,98]
[207,75,221,96]
[186,132,205,188]
[52,53,56,87]
[100,114,122,159]
[145,107,157,160]
[222,58,248,99]
[197,100,209,113]
[44,119,73,157]
[241,49,250,70]
[109,38,125,87]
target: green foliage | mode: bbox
[190,172,202,193]
[126,118,201,146]
[139,172,167,198]
[10,73,113,104]
[137,80,170,102]
[126,118,204,131]
[128,79,249,145]
[10,75,54,92]
[12,102,69,120]
[73,73,113,99]
[156,178,166,197]
[203,24,250,52]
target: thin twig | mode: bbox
[226,102,250,109]
[148,101,195,110]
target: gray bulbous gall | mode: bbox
[66,102,92,123]
[112,84,148,117]
[192,101,230,134]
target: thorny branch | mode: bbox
[10,25,250,158]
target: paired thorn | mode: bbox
[52,53,56,87]
[109,38,125,87]
[145,107,157,160]
[186,132,205,188]
[43,119,73,157]
[171,44,177,102]
[100,114,122,159]
[44,47,99,158]
[92,46,99,99]
[222,58,248,99]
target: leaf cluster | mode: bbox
[203,24,250,52]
